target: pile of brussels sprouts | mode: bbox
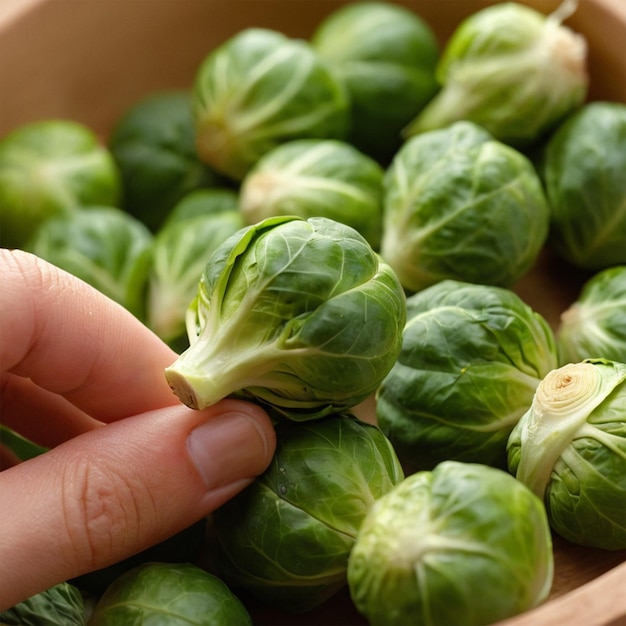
[1,1,625,625]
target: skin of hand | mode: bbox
[0,248,277,610]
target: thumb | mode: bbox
[0,399,276,610]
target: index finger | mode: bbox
[1,249,181,421]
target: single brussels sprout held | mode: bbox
[239,139,384,249]
[347,461,553,626]
[508,358,626,551]
[377,280,558,473]
[193,28,350,180]
[381,121,550,292]
[542,101,626,270]
[0,119,121,248]
[88,562,252,626]
[211,412,404,612]
[165,216,406,420]
[404,0,588,146]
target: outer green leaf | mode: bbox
[165,216,406,420]
[347,461,553,626]
[211,413,404,612]
[377,280,558,472]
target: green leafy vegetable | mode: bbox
[380,121,550,292]
[0,119,121,248]
[88,562,251,625]
[192,28,350,180]
[239,138,384,248]
[507,358,626,550]
[165,215,406,420]
[211,412,404,611]
[377,280,558,472]
[311,1,439,162]
[542,101,626,269]
[404,0,588,146]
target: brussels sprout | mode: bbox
[347,461,553,626]
[557,266,626,365]
[404,1,588,146]
[88,562,251,626]
[26,206,152,320]
[109,90,219,232]
[376,280,558,473]
[507,359,626,550]
[311,1,439,162]
[380,122,550,293]
[146,208,245,348]
[163,188,240,227]
[0,582,85,626]
[542,101,626,269]
[165,216,406,420]
[0,119,121,249]
[211,413,404,612]
[239,139,384,248]
[192,28,350,181]
[0,424,47,462]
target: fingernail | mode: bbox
[187,411,273,492]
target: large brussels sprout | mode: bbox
[239,139,384,249]
[0,582,85,626]
[109,90,219,232]
[376,280,558,473]
[88,562,252,625]
[311,1,439,162]
[404,1,588,146]
[347,461,553,626]
[557,266,626,365]
[192,28,350,181]
[211,413,404,612]
[507,359,626,550]
[0,119,121,249]
[380,121,550,293]
[146,207,245,349]
[165,216,406,420]
[542,101,626,269]
[26,206,153,320]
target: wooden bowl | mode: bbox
[1,1,624,624]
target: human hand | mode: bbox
[0,249,276,610]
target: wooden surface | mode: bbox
[1,1,624,624]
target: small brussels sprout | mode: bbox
[146,208,245,348]
[377,280,558,473]
[211,413,404,612]
[507,359,626,550]
[26,206,153,320]
[557,266,626,365]
[239,139,384,249]
[347,461,553,626]
[404,1,588,146]
[88,562,251,626]
[0,119,121,248]
[311,1,439,162]
[109,90,219,232]
[192,28,350,181]
[380,121,550,292]
[542,101,626,269]
[163,188,240,227]
[0,582,85,626]
[165,216,406,419]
